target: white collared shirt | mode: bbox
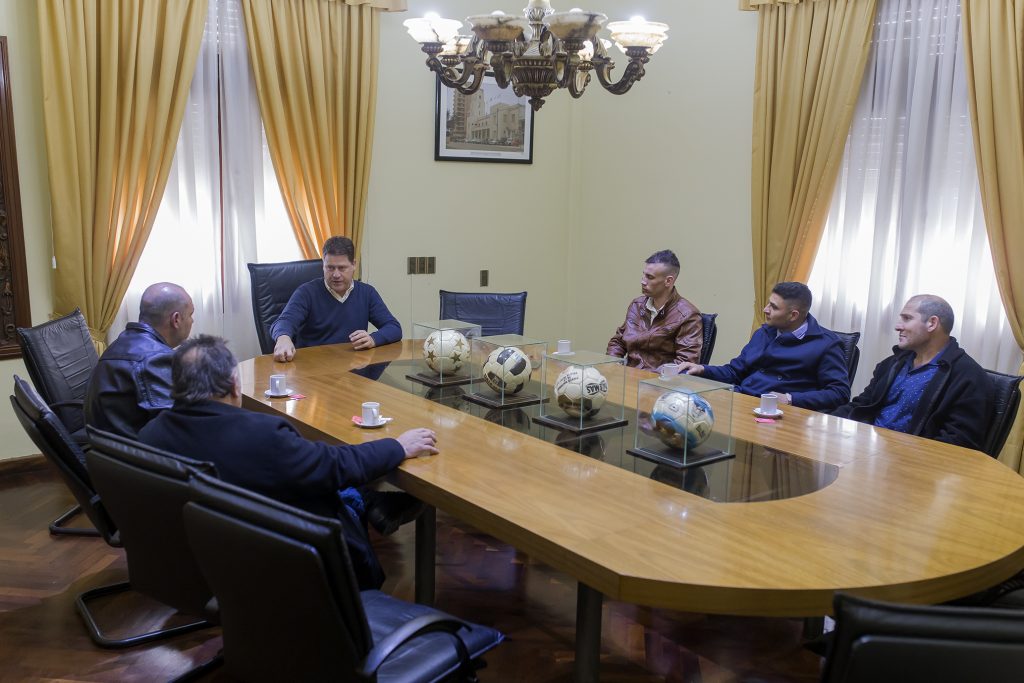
[645,297,665,324]
[325,279,354,303]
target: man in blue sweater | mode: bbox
[675,282,850,412]
[271,236,402,362]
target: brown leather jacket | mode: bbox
[606,289,703,370]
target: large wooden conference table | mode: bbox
[240,341,1024,681]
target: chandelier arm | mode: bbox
[568,69,591,98]
[428,57,487,95]
[490,53,514,89]
[591,49,649,96]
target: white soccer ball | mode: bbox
[482,346,532,394]
[423,330,470,374]
[648,391,715,450]
[553,365,609,419]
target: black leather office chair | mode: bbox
[832,330,861,382]
[83,428,218,648]
[439,290,527,336]
[183,470,504,682]
[982,369,1023,458]
[822,592,1024,683]
[247,258,324,354]
[10,376,115,540]
[698,313,718,365]
[16,307,98,445]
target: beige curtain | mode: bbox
[37,0,207,349]
[242,0,397,262]
[748,0,877,324]
[962,1,1024,473]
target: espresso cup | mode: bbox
[556,339,572,354]
[362,401,381,426]
[269,374,287,395]
[760,392,779,415]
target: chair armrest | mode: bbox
[358,612,473,677]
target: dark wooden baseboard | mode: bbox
[0,453,46,477]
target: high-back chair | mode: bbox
[439,290,527,336]
[247,258,324,354]
[10,375,114,538]
[698,312,718,365]
[183,470,504,682]
[832,330,862,382]
[822,592,1024,683]
[83,428,218,648]
[16,308,98,444]
[982,369,1023,458]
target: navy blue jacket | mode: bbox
[701,314,850,411]
[84,322,174,439]
[270,279,402,349]
[832,339,992,450]
[138,400,405,589]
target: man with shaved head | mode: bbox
[84,282,195,438]
[833,294,993,450]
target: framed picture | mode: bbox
[435,74,534,163]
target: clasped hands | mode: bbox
[273,330,377,362]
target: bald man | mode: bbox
[832,294,993,450]
[84,282,195,438]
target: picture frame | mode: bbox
[434,74,534,163]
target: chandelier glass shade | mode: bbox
[403,1,669,111]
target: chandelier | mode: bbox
[403,1,669,111]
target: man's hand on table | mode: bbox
[398,428,439,459]
[273,335,296,362]
[350,329,377,350]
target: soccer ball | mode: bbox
[649,391,715,450]
[423,330,470,374]
[482,346,532,394]
[553,365,609,419]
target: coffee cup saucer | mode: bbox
[753,407,783,419]
[264,388,294,398]
[353,416,393,429]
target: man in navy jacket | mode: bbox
[139,335,438,590]
[675,282,850,411]
[271,236,402,362]
[832,295,992,450]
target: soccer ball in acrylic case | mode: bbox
[408,320,482,387]
[629,374,735,469]
[535,350,627,434]
[467,334,547,408]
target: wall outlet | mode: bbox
[480,269,489,287]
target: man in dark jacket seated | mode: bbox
[84,282,194,439]
[674,282,850,412]
[272,236,402,362]
[139,334,439,590]
[832,295,992,450]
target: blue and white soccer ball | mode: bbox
[482,346,533,394]
[423,329,470,374]
[649,391,715,450]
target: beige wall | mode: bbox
[0,1,54,461]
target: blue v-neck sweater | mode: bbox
[271,279,402,349]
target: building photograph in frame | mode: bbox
[435,74,534,163]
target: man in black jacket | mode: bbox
[85,282,194,438]
[832,295,992,450]
[139,334,438,590]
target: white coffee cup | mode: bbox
[362,401,381,426]
[556,339,571,354]
[269,374,287,395]
[659,363,680,379]
[760,392,779,415]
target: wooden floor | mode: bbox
[0,461,823,682]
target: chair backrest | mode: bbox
[699,313,718,365]
[247,259,324,354]
[439,290,527,336]
[16,308,98,436]
[832,330,862,382]
[85,427,218,616]
[822,592,1024,683]
[10,376,118,542]
[982,369,1023,458]
[183,470,372,681]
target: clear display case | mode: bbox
[407,319,482,387]
[627,374,735,469]
[465,334,547,408]
[534,350,627,434]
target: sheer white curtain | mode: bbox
[808,0,1021,395]
[110,0,299,361]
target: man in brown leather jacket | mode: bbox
[607,250,703,370]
